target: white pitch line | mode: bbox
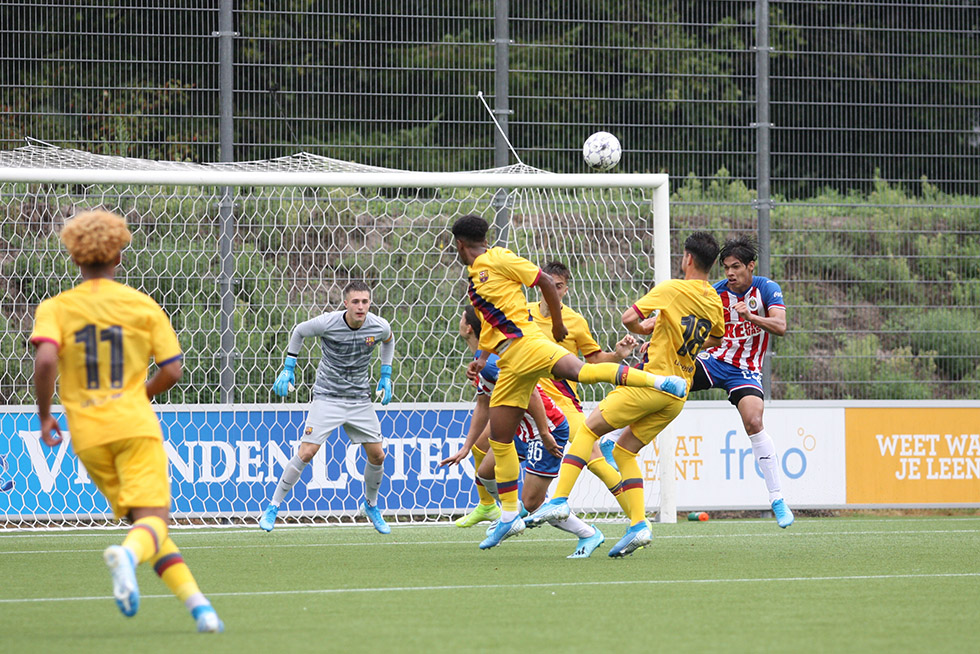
[2,572,979,605]
[1,529,977,556]
[3,515,980,538]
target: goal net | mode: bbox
[0,143,675,528]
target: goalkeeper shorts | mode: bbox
[303,396,382,445]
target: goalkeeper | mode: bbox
[258,281,395,534]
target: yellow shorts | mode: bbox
[76,437,170,519]
[597,386,686,445]
[490,335,572,409]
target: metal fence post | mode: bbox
[217,0,236,403]
[755,0,774,398]
[492,0,512,247]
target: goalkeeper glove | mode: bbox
[272,356,297,397]
[375,364,393,405]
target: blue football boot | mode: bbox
[772,498,794,528]
[608,522,652,558]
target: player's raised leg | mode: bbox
[553,354,687,398]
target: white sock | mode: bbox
[272,454,309,504]
[748,430,783,503]
[477,476,499,502]
[364,461,384,506]
[553,514,594,538]
[184,592,209,613]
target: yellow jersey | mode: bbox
[29,279,182,452]
[466,247,542,354]
[528,300,602,409]
[632,279,725,385]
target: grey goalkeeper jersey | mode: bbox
[287,311,392,400]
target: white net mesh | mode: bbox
[0,145,671,528]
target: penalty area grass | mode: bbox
[1,515,978,654]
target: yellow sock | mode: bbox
[587,456,630,514]
[122,516,168,564]
[577,362,656,388]
[489,439,520,513]
[554,425,600,499]
[587,455,621,489]
[472,445,496,506]
[613,445,647,525]
[151,537,203,603]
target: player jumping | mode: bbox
[442,306,606,558]
[691,235,794,527]
[450,214,686,550]
[526,232,725,557]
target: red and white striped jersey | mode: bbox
[703,276,784,372]
[515,386,567,443]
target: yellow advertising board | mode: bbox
[845,408,980,504]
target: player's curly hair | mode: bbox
[60,210,132,266]
[451,214,489,243]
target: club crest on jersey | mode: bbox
[364,336,376,347]
[305,427,313,435]
[479,270,489,282]
[747,296,760,312]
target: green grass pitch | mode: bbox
[2,515,978,653]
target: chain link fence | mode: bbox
[1,0,978,399]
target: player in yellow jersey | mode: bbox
[450,214,687,550]
[526,232,726,558]
[529,261,638,512]
[30,210,223,633]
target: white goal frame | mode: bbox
[0,157,675,525]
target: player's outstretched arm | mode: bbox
[32,341,63,447]
[622,306,656,335]
[441,393,490,466]
[585,334,638,363]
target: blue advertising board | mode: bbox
[0,404,476,520]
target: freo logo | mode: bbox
[720,427,811,481]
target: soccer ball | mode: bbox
[582,131,622,171]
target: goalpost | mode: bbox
[0,144,676,528]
